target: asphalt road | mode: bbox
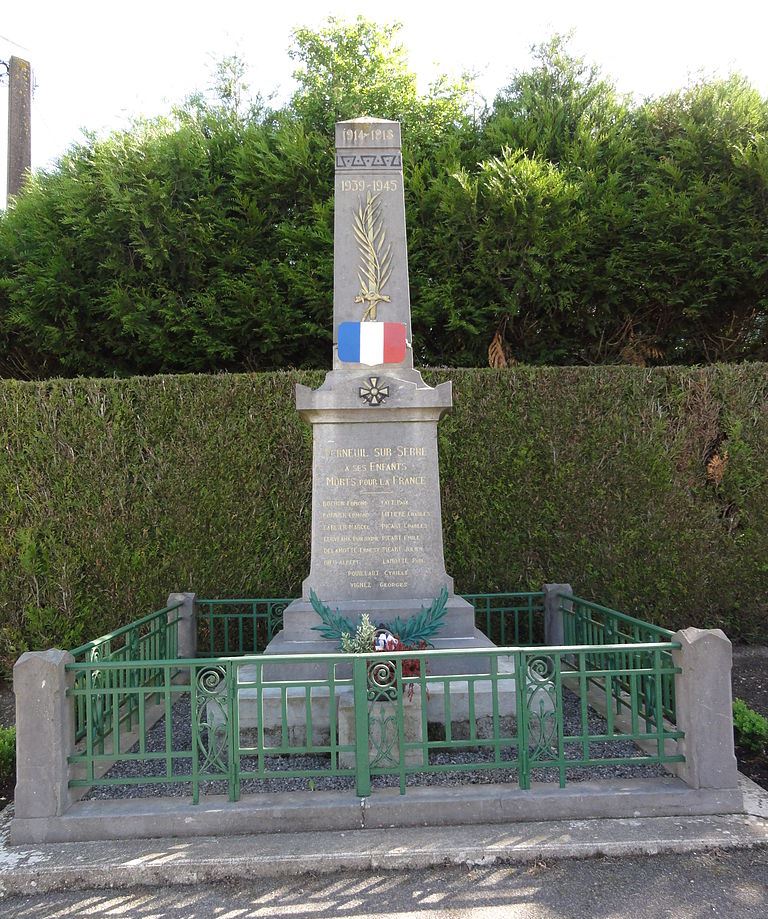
[3,847,767,918]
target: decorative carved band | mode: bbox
[336,153,402,169]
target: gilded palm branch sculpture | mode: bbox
[353,192,392,321]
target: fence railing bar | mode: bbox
[559,594,676,639]
[69,605,182,660]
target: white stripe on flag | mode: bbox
[359,322,384,365]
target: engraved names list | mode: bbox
[312,428,444,598]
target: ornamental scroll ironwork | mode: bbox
[525,655,558,762]
[195,665,230,776]
[367,659,399,767]
[367,659,398,702]
[268,602,287,641]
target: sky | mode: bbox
[2,0,768,207]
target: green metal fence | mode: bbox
[561,594,675,645]
[63,591,683,803]
[560,594,677,723]
[196,598,291,655]
[69,603,182,746]
[465,592,545,646]
[66,641,683,803]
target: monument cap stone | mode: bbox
[334,117,402,149]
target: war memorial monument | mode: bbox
[8,117,747,848]
[264,118,495,674]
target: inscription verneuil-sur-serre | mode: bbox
[318,443,434,592]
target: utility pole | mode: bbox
[4,55,32,200]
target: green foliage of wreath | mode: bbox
[310,585,449,648]
[309,589,356,641]
[382,586,449,646]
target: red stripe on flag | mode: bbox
[382,323,406,363]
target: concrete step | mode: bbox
[2,776,766,895]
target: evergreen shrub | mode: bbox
[0,364,766,671]
[733,698,768,754]
[0,726,14,781]
[2,30,767,376]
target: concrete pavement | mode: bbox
[1,775,766,899]
[3,849,768,919]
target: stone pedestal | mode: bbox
[263,362,495,678]
[13,649,75,821]
[295,367,456,603]
[671,628,739,789]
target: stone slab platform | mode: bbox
[2,776,766,897]
[9,774,757,847]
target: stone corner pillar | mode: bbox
[543,583,572,646]
[167,592,197,659]
[13,648,75,821]
[671,627,739,789]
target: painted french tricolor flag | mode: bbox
[338,322,407,365]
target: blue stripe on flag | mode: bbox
[338,322,361,362]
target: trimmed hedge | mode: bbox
[1,365,766,670]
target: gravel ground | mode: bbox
[85,686,666,800]
[732,646,768,716]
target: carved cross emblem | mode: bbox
[359,377,390,406]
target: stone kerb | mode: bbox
[13,649,75,823]
[671,627,739,790]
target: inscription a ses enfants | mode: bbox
[325,445,426,488]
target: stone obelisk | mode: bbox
[264,118,493,673]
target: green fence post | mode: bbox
[227,660,239,802]
[516,649,530,790]
[352,656,371,797]
[190,665,200,805]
